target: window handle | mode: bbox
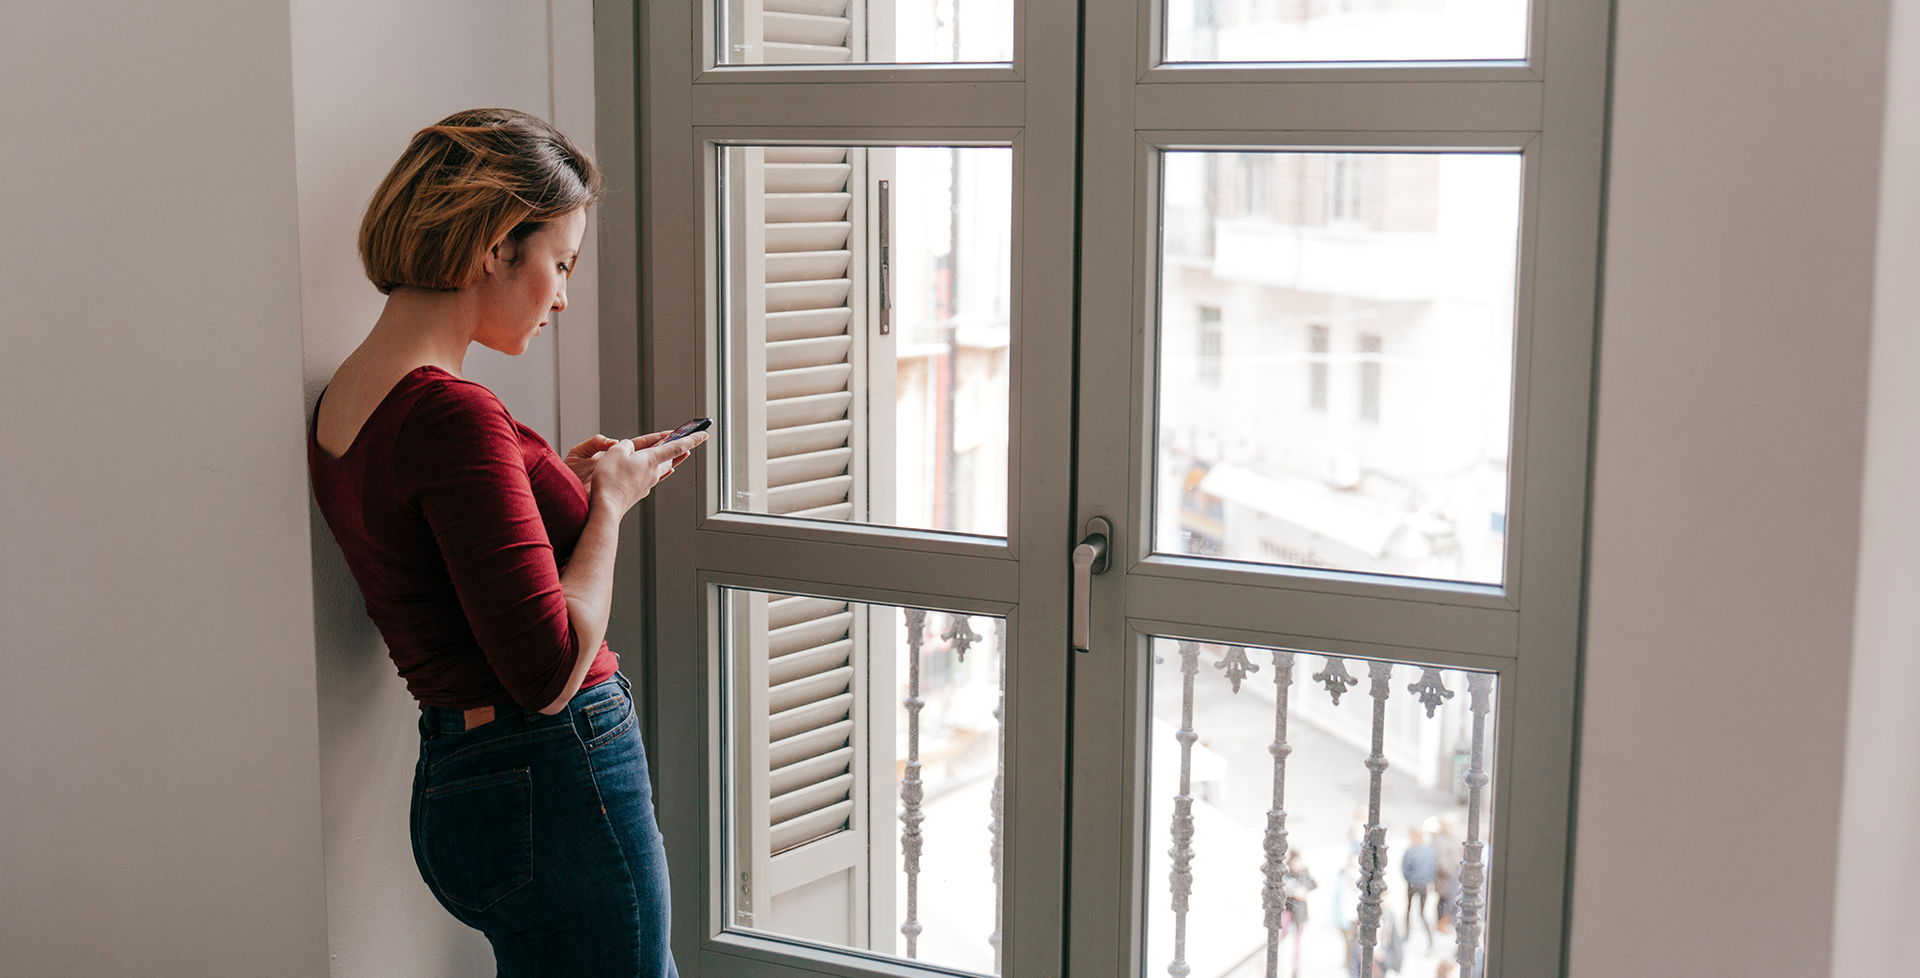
[1072,517,1111,653]
[878,179,890,334]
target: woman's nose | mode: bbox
[553,284,569,312]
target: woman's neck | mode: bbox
[364,287,482,377]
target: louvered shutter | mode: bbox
[725,143,899,947]
[733,0,885,65]
[765,147,860,520]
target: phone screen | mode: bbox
[666,417,713,442]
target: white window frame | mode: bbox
[596,0,1609,976]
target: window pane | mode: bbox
[720,586,1007,975]
[720,0,1014,66]
[1155,151,1520,585]
[1165,0,1529,64]
[720,145,1012,537]
[1144,637,1499,978]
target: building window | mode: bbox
[1309,324,1329,411]
[1328,153,1368,225]
[1236,154,1271,217]
[1359,333,1382,423]
[1199,306,1223,386]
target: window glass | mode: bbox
[720,145,1013,537]
[1156,151,1521,585]
[1143,637,1499,978]
[1165,0,1529,64]
[721,585,1008,975]
[720,0,1014,66]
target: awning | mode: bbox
[1196,463,1403,557]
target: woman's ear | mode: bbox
[481,236,519,279]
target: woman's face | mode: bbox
[474,208,587,356]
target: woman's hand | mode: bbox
[563,435,622,491]
[583,429,706,515]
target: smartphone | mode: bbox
[665,417,713,443]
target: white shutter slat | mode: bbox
[766,250,853,282]
[767,391,851,429]
[770,692,856,741]
[762,14,851,48]
[765,193,851,223]
[767,221,853,253]
[788,502,855,521]
[769,800,855,853]
[768,335,854,371]
[767,279,853,312]
[769,447,853,487]
[767,595,848,630]
[769,718,853,770]
[765,163,854,193]
[769,611,855,655]
[769,638,853,686]
[770,773,856,824]
[770,666,854,714]
[770,475,856,514]
[770,746,855,797]
[763,42,854,65]
[768,363,853,399]
[767,308,853,342]
[769,419,855,458]
[764,0,847,16]
[764,146,848,164]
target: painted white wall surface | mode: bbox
[1831,1,1920,974]
[289,2,600,974]
[0,3,329,977]
[1572,0,1893,974]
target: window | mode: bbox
[1309,324,1329,412]
[1198,306,1222,387]
[1359,332,1382,423]
[1328,153,1368,226]
[636,1,1606,976]
[1236,154,1271,217]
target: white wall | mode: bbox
[288,2,601,974]
[1831,1,1920,973]
[11,2,1920,975]
[0,3,329,976]
[1571,0,1893,974]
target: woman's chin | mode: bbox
[474,337,534,357]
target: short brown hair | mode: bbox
[359,108,602,294]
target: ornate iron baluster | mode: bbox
[1407,667,1454,718]
[945,612,981,661]
[1167,641,1201,978]
[900,608,928,958]
[1454,672,1494,978]
[1213,644,1257,692]
[1260,650,1295,978]
[989,618,1006,974]
[1353,659,1395,978]
[1315,656,1360,704]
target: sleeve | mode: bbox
[396,382,579,710]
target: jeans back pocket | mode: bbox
[418,767,534,912]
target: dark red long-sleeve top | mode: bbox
[308,366,617,711]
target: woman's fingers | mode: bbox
[566,434,619,459]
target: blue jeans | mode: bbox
[412,672,679,978]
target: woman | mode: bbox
[309,108,695,977]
